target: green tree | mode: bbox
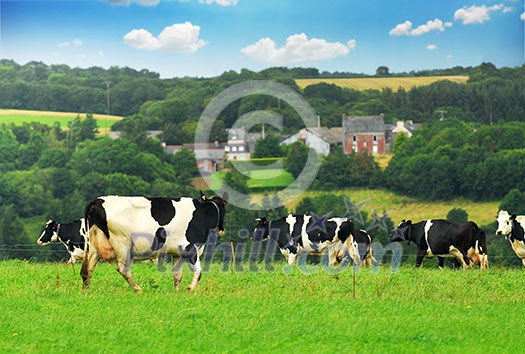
[446,208,468,223]
[285,141,309,178]
[253,135,284,158]
[499,189,525,215]
[0,204,32,259]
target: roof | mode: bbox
[343,114,385,133]
[306,127,343,145]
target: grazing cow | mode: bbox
[37,219,86,264]
[390,219,488,269]
[252,215,359,266]
[496,210,525,267]
[81,192,228,292]
[343,221,374,267]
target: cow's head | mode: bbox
[496,210,513,236]
[390,220,411,242]
[252,217,269,242]
[37,220,59,246]
[202,192,228,237]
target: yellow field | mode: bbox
[295,76,469,91]
[0,109,123,133]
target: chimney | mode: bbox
[317,115,321,128]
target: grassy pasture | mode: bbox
[251,188,499,226]
[295,76,469,91]
[0,109,122,132]
[0,260,523,353]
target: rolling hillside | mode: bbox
[295,75,469,91]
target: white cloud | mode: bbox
[411,19,452,36]
[198,0,238,6]
[58,38,83,47]
[123,22,207,52]
[389,20,412,36]
[521,12,525,20]
[108,0,160,6]
[241,33,356,64]
[390,19,452,36]
[426,44,437,51]
[454,4,509,24]
[72,39,83,47]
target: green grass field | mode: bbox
[211,169,295,190]
[1,260,523,352]
[0,109,122,132]
[295,76,469,91]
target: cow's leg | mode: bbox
[172,255,184,290]
[480,254,489,269]
[80,243,98,289]
[116,259,142,293]
[182,244,202,292]
[448,246,468,269]
[287,252,297,265]
[437,256,444,269]
[415,249,426,267]
[328,246,338,266]
[111,241,142,292]
[364,250,373,267]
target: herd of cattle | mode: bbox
[36,192,525,292]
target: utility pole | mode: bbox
[104,81,112,116]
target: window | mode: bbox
[232,146,237,152]
[225,146,230,152]
[373,135,377,142]
[373,145,378,154]
[239,146,244,152]
[352,135,357,143]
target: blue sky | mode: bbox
[1,0,524,78]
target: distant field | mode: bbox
[0,109,123,132]
[210,169,294,190]
[285,189,499,226]
[295,76,469,91]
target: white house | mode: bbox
[225,127,251,160]
[281,127,342,156]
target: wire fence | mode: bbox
[2,242,524,268]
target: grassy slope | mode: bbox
[252,188,499,226]
[0,109,122,131]
[295,75,469,91]
[0,260,523,353]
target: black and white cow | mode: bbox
[390,219,488,269]
[37,219,86,264]
[252,215,360,266]
[343,221,374,267]
[496,210,525,267]
[81,192,227,292]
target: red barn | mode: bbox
[343,114,386,155]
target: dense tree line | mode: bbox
[385,119,525,200]
[1,60,525,137]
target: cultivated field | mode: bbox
[1,260,523,352]
[0,109,123,132]
[295,76,469,91]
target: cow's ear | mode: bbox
[406,220,412,225]
[511,215,517,221]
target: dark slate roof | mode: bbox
[343,114,385,133]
